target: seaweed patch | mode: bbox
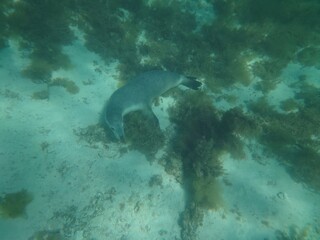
[0,189,33,218]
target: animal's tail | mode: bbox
[181,76,202,90]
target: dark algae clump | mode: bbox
[167,92,222,235]
[166,91,258,237]
[8,0,74,83]
[169,92,258,207]
[201,0,320,91]
[50,77,79,94]
[0,189,33,218]
[124,111,165,159]
[0,0,10,48]
[3,0,320,93]
[249,87,320,190]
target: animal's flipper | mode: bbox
[181,76,202,90]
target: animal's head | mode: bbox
[105,113,125,142]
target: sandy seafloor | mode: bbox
[1,33,320,240]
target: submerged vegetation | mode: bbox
[73,124,110,149]
[124,111,165,159]
[50,77,79,94]
[8,0,74,83]
[168,92,257,209]
[0,189,33,218]
[275,225,312,240]
[249,83,320,190]
[168,91,257,238]
[0,0,10,49]
[3,0,319,91]
[32,89,49,100]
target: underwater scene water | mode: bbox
[0,0,320,239]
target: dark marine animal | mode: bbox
[105,70,201,141]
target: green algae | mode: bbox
[280,99,299,112]
[0,0,10,49]
[1,89,20,99]
[148,174,163,188]
[4,0,320,91]
[22,59,54,83]
[50,77,79,94]
[168,91,257,210]
[124,111,165,159]
[73,123,110,149]
[275,225,312,240]
[8,0,74,83]
[75,0,201,83]
[202,0,320,91]
[192,176,223,210]
[252,60,285,92]
[22,51,72,83]
[168,92,223,210]
[179,202,204,240]
[32,90,49,100]
[249,91,320,190]
[0,189,33,218]
[296,47,320,69]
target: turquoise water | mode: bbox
[0,1,319,239]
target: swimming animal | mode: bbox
[105,70,201,141]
